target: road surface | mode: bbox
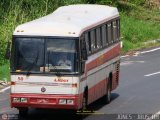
[1,47,160,120]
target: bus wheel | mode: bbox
[104,78,111,104]
[18,108,28,117]
[82,93,87,111]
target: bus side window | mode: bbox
[102,25,108,47]
[117,19,120,41]
[81,38,88,61]
[85,32,91,54]
[112,20,117,42]
[107,23,112,45]
[111,22,114,43]
[90,30,96,52]
[96,27,102,49]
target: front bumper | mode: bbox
[10,93,79,110]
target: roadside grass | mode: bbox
[0,63,10,81]
[120,2,160,52]
[121,13,160,52]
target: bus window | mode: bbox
[12,38,45,72]
[102,25,107,46]
[96,27,102,49]
[11,38,79,73]
[117,19,120,41]
[85,32,91,54]
[90,30,96,52]
[107,23,112,44]
[46,39,77,72]
[112,21,117,42]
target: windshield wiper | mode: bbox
[51,63,61,76]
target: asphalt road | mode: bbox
[1,47,160,120]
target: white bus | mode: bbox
[10,4,120,115]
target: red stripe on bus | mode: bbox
[87,72,118,104]
[86,43,120,72]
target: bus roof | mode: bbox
[14,4,119,37]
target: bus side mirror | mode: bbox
[5,41,11,59]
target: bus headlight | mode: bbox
[67,99,74,105]
[13,98,20,102]
[21,98,28,103]
[59,99,66,104]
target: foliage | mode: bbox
[0,0,84,65]
[0,0,160,65]
[0,63,10,81]
[125,0,146,5]
[84,0,118,5]
[121,13,160,52]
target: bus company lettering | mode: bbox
[54,78,68,82]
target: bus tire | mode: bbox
[18,107,28,117]
[104,77,111,104]
[82,90,88,111]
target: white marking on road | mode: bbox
[0,86,10,93]
[120,61,145,66]
[144,71,160,77]
[120,61,133,66]
[120,55,129,58]
[140,47,160,54]
[146,111,160,120]
[120,47,160,58]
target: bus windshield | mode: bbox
[11,37,78,74]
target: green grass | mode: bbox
[118,1,160,52]
[0,63,10,81]
[121,13,160,52]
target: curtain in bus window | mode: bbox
[96,27,102,48]
[90,30,96,52]
[85,33,91,54]
[107,23,112,44]
[102,25,107,46]
[117,19,120,40]
[113,21,117,42]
